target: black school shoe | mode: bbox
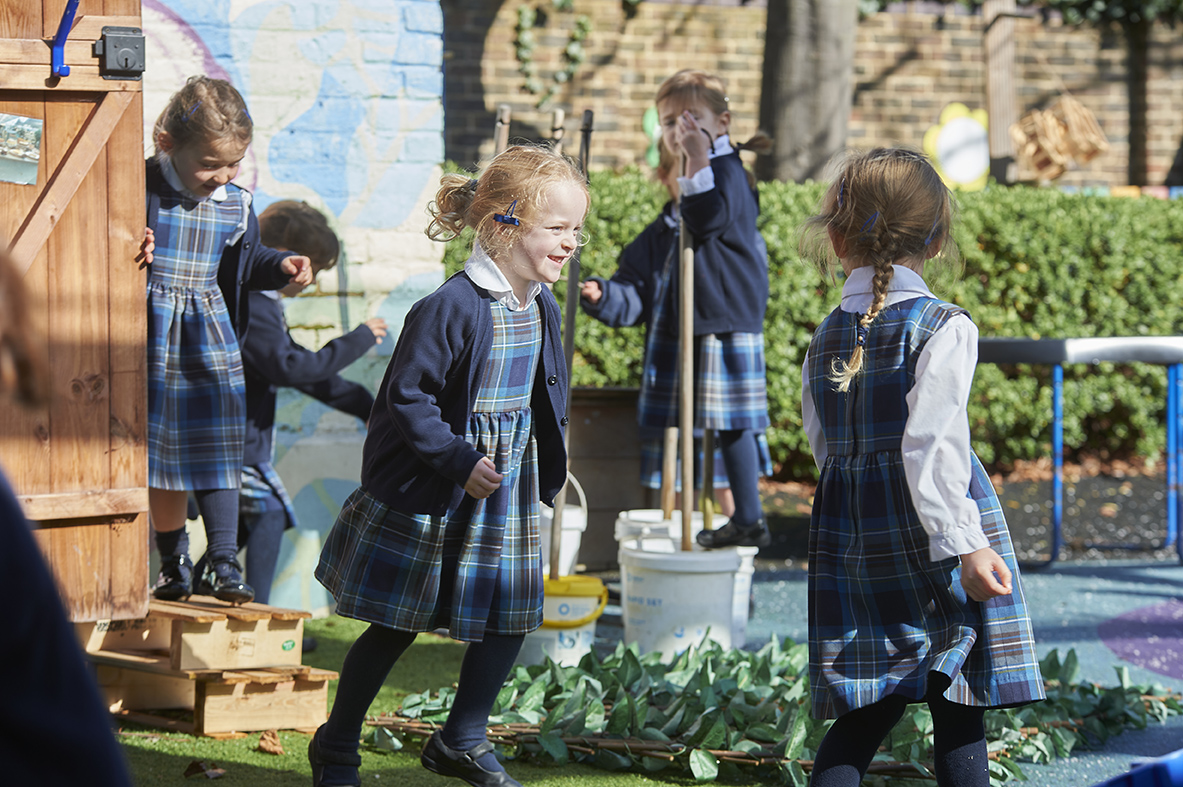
[194,557,254,605]
[695,517,772,549]
[152,553,194,601]
[308,726,361,787]
[421,730,521,787]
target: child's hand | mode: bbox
[363,317,388,344]
[959,547,1013,602]
[137,227,155,269]
[282,255,314,286]
[580,280,602,304]
[464,456,502,499]
[672,110,711,176]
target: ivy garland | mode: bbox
[370,637,1181,786]
[514,2,594,108]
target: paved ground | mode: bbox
[592,473,1183,786]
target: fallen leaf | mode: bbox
[257,730,285,756]
[183,760,226,779]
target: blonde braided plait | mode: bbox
[831,239,896,393]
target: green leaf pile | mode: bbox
[388,638,1180,785]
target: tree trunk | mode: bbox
[1126,18,1149,186]
[757,0,859,183]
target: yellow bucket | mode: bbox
[516,575,607,667]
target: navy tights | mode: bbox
[809,688,988,787]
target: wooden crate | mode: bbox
[78,596,310,671]
[91,649,337,737]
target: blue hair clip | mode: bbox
[182,100,202,123]
[859,211,879,233]
[855,322,869,347]
[924,217,941,246]
[494,199,520,226]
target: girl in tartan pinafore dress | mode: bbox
[799,149,1044,787]
[583,70,775,546]
[310,146,586,787]
[144,77,311,605]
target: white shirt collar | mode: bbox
[159,154,229,203]
[463,241,541,311]
[839,264,935,313]
[708,133,734,159]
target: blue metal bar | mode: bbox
[51,0,81,78]
[1050,363,1064,564]
[1168,364,1178,550]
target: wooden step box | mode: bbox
[77,595,309,671]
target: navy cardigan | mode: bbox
[583,152,768,336]
[241,291,376,466]
[361,272,569,516]
[145,158,294,339]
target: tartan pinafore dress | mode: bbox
[146,178,249,491]
[317,298,544,642]
[806,297,1044,719]
[635,234,773,491]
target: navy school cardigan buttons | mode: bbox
[560,416,568,426]
[547,375,557,385]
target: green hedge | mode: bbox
[445,169,1183,479]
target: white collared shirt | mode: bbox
[463,241,541,311]
[801,265,990,561]
[677,133,734,198]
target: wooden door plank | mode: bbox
[9,90,133,275]
[42,0,105,39]
[35,522,112,622]
[106,90,145,490]
[108,514,149,620]
[0,2,42,38]
[68,15,140,40]
[44,95,110,499]
[101,0,140,19]
[0,39,92,65]
[19,488,147,519]
[0,94,51,494]
[0,64,141,93]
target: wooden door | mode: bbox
[0,0,148,622]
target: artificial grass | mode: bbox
[116,616,691,786]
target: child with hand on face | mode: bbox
[309,144,586,787]
[144,76,313,605]
[582,69,773,548]
[799,148,1044,787]
[200,200,385,609]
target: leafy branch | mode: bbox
[371,637,1181,786]
[513,2,593,108]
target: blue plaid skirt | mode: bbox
[317,300,543,641]
[147,187,249,490]
[808,449,1045,718]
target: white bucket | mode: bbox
[619,546,744,658]
[517,575,608,667]
[615,509,757,648]
[539,473,588,577]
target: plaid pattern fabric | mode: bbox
[239,463,297,530]
[147,187,248,490]
[806,297,1044,719]
[638,428,773,490]
[317,300,543,641]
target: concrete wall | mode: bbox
[143,0,444,614]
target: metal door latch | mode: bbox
[92,26,145,81]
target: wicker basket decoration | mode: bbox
[1009,95,1108,182]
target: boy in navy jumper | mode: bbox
[203,200,386,606]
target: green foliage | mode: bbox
[442,168,1183,479]
[394,640,1180,785]
[513,3,593,108]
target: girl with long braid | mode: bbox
[799,148,1044,787]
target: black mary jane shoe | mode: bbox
[695,517,772,550]
[152,553,194,601]
[194,556,255,605]
[420,730,520,787]
[308,727,361,787]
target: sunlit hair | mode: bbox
[425,144,590,262]
[153,75,253,158]
[655,69,773,183]
[798,147,963,392]
[259,200,340,272]
[0,251,47,407]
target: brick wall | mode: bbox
[444,2,1183,188]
